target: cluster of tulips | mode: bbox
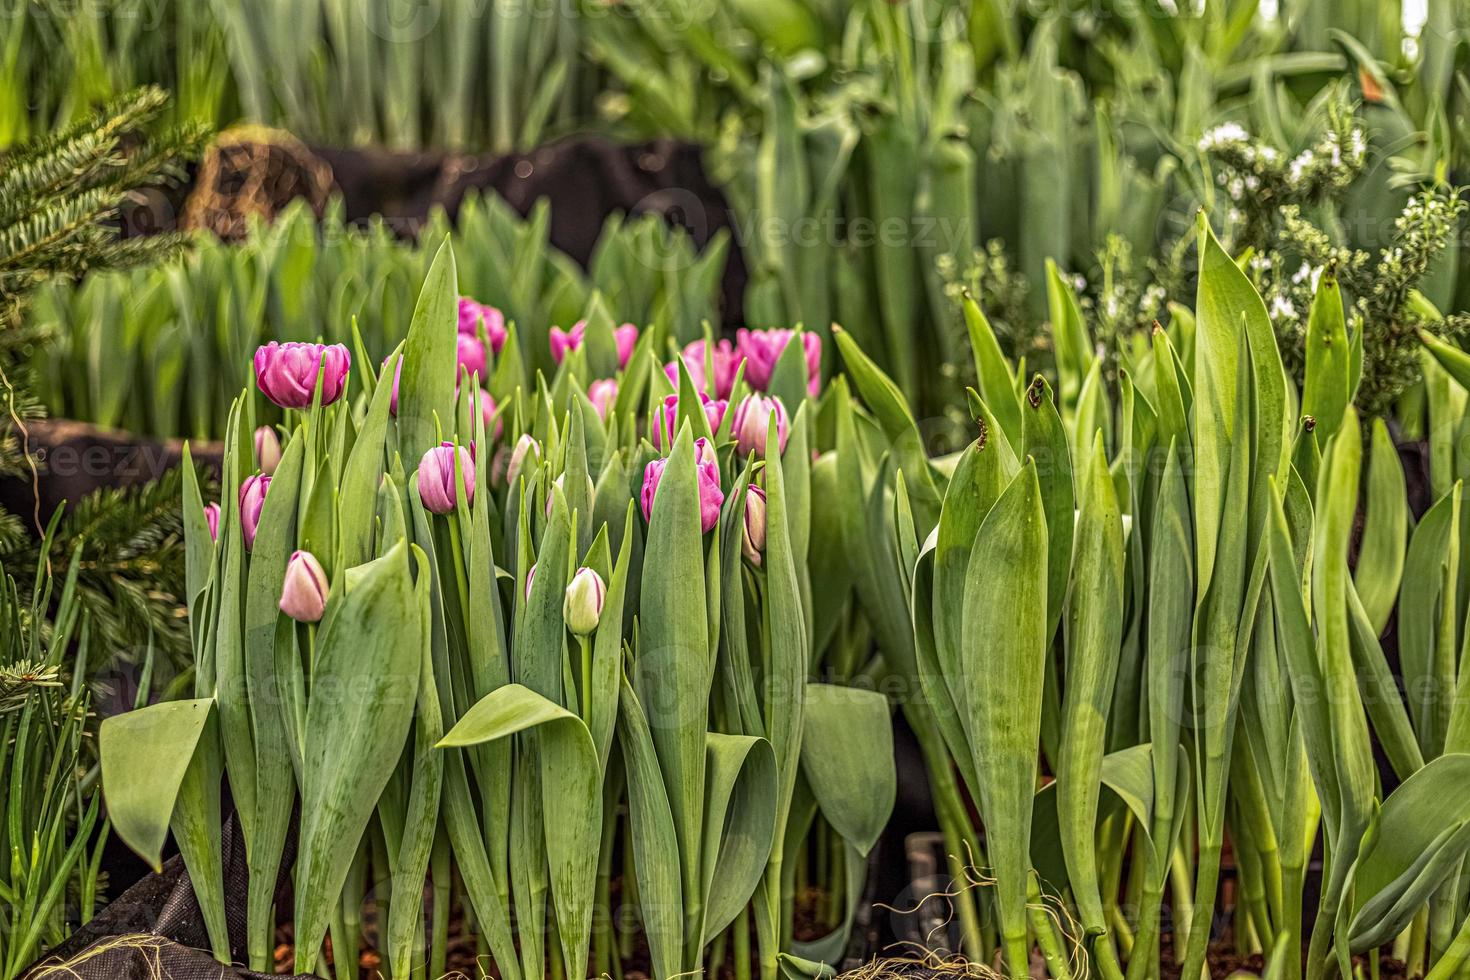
[228,293,820,635]
[100,211,1470,980]
[100,240,894,980]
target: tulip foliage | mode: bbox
[98,239,894,980]
[811,210,1470,980]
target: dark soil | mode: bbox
[1158,933,1413,980]
[269,877,840,978]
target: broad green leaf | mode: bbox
[294,542,424,972]
[960,291,1022,448]
[398,240,459,462]
[959,461,1047,974]
[637,424,711,923]
[1420,328,1470,392]
[1399,485,1460,756]
[1057,432,1126,938]
[580,291,621,379]
[99,698,216,872]
[1192,213,1286,595]
[1354,418,1407,635]
[1301,271,1350,439]
[1345,754,1470,947]
[617,677,685,980]
[338,342,400,570]
[831,326,941,518]
[1146,441,1192,867]
[590,505,635,770]
[698,732,778,944]
[1021,375,1073,644]
[1046,258,1093,409]
[440,684,601,980]
[798,684,895,856]
[387,559,444,980]
[242,431,304,969]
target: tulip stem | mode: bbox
[445,514,472,637]
[579,636,592,720]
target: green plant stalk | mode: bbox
[1028,875,1073,980]
[936,788,987,965]
[594,809,617,978]
[914,704,989,962]
[328,906,349,980]
[1411,906,1431,977]
[340,848,366,977]
[1098,812,1132,954]
[710,928,728,978]
[736,906,752,980]
[432,831,451,980]
[1425,912,1470,980]
[1057,433,1125,980]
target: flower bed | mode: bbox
[85,242,890,980]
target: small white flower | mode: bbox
[1199,122,1250,151]
[1268,294,1299,320]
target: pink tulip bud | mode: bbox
[641,437,724,533]
[458,297,508,353]
[254,342,351,409]
[588,379,618,420]
[666,338,740,399]
[254,426,282,475]
[239,474,271,550]
[545,472,596,518]
[731,394,790,457]
[457,333,487,382]
[650,392,728,451]
[279,550,328,622]
[419,442,475,513]
[734,328,821,397]
[524,563,537,602]
[613,324,638,368]
[564,567,607,635]
[506,434,541,488]
[742,485,767,566]
[205,502,220,541]
[469,387,503,440]
[383,355,403,416]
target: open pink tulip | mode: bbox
[731,393,790,457]
[279,550,328,622]
[419,442,475,513]
[254,342,350,409]
[239,474,271,550]
[641,436,724,533]
[666,338,740,399]
[550,320,639,369]
[458,297,508,353]
[734,328,821,397]
[549,321,583,364]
